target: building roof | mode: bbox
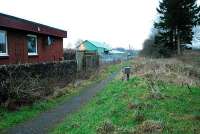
[85,40,112,50]
[0,13,67,38]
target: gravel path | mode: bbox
[5,72,118,134]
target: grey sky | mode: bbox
[0,0,199,49]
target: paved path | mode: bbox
[5,72,118,134]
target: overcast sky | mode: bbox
[0,0,199,49]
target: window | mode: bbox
[27,34,37,55]
[47,36,54,46]
[0,30,8,56]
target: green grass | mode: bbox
[51,77,200,134]
[0,95,71,132]
[0,61,128,132]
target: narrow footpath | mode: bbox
[5,72,118,134]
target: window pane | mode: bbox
[27,36,37,54]
[0,31,6,53]
[47,36,54,45]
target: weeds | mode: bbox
[97,120,115,134]
[131,100,146,122]
[133,56,200,87]
[3,71,53,110]
[134,120,163,134]
[134,109,146,122]
[52,75,200,134]
[97,120,135,134]
[144,74,165,100]
[51,57,200,134]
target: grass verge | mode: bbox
[0,61,129,132]
[51,76,200,134]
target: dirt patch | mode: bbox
[97,120,163,134]
[134,120,163,134]
[97,120,115,134]
[174,114,200,121]
[96,120,135,134]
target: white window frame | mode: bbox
[0,30,8,56]
[27,34,38,56]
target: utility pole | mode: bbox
[177,27,181,55]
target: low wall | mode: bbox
[0,61,77,108]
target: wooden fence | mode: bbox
[76,51,99,71]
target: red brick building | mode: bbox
[0,13,67,65]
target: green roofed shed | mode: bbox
[77,40,111,54]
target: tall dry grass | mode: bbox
[133,51,200,87]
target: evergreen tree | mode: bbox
[155,0,200,55]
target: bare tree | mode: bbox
[74,39,84,48]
